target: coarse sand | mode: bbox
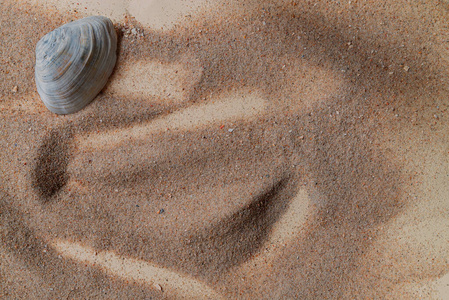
[1,0,449,299]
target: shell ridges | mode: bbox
[35,16,117,114]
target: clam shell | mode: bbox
[35,16,117,114]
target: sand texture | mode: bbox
[1,0,449,299]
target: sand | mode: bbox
[1,0,449,299]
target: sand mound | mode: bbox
[1,0,449,298]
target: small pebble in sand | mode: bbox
[11,86,18,93]
[154,283,163,291]
[403,65,410,72]
[158,208,165,214]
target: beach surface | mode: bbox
[1,0,449,298]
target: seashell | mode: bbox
[35,16,117,114]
